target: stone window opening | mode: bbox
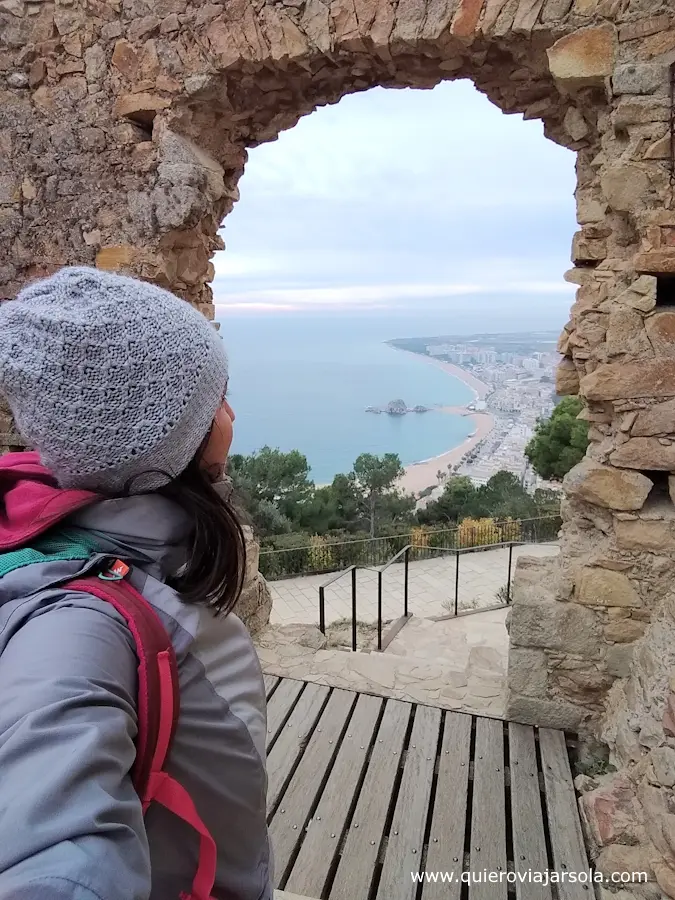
[656,275,675,308]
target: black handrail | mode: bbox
[319,539,535,651]
[318,563,379,650]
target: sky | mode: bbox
[212,79,578,325]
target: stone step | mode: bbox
[382,610,509,674]
[259,638,505,718]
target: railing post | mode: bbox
[319,585,326,635]
[377,571,383,651]
[404,547,410,618]
[506,543,514,605]
[454,550,460,617]
[351,567,357,652]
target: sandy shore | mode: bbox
[393,349,495,496]
[399,411,495,495]
[428,359,491,400]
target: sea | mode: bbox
[217,304,568,484]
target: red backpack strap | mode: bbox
[66,562,217,900]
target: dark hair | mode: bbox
[156,454,247,616]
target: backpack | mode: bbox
[68,561,218,900]
[0,453,217,900]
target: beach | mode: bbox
[399,411,495,494]
[395,352,495,495]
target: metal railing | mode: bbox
[318,539,534,652]
[260,515,561,580]
[318,565,383,652]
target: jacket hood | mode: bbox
[0,451,97,551]
[0,451,192,580]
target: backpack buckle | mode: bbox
[98,559,130,581]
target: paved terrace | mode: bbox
[268,543,560,626]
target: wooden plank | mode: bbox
[422,711,473,900]
[539,729,590,900]
[285,693,382,899]
[266,678,304,751]
[267,682,329,811]
[271,689,356,884]
[329,699,412,900]
[470,718,507,900]
[264,674,279,697]
[376,705,442,900]
[509,724,552,900]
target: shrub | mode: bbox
[457,517,501,548]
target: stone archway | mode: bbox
[3,0,675,889]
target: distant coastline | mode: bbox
[390,348,495,495]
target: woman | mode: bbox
[0,268,272,900]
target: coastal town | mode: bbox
[389,333,561,496]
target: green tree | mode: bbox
[229,447,312,515]
[294,474,362,535]
[351,453,405,538]
[229,446,314,536]
[418,475,476,525]
[476,471,536,520]
[525,397,589,481]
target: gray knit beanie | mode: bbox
[0,267,229,494]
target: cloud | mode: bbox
[213,80,577,319]
[215,278,575,318]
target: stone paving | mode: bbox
[268,543,560,626]
[256,607,511,719]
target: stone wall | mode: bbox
[4,0,675,890]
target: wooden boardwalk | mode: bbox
[264,675,592,900]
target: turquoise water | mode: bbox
[219,311,480,483]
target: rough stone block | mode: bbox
[95,245,136,271]
[651,747,675,787]
[450,0,484,40]
[504,694,585,730]
[606,644,634,677]
[581,360,675,401]
[572,230,606,264]
[613,97,670,127]
[564,459,652,511]
[547,24,616,90]
[596,844,654,880]
[646,312,675,357]
[645,133,671,160]
[635,251,675,276]
[578,567,641,608]
[550,659,614,704]
[614,276,657,313]
[556,357,579,395]
[606,307,652,358]
[604,619,646,643]
[580,772,641,849]
[507,648,548,697]
[564,106,589,141]
[610,438,675,471]
[633,399,675,437]
[510,600,600,655]
[600,164,651,213]
[615,515,675,554]
[511,555,560,605]
[613,62,666,95]
[0,175,19,203]
[113,92,171,125]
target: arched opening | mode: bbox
[214,80,577,489]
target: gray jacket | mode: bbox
[0,494,272,900]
